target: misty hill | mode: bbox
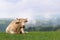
[0,18,60,32]
[0,18,13,32]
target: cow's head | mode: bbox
[16,18,28,25]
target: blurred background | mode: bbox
[0,0,60,32]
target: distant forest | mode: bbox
[0,18,60,32]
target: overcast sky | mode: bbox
[0,0,60,20]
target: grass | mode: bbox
[0,31,60,40]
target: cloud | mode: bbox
[0,0,60,19]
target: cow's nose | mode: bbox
[23,25,25,28]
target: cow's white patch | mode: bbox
[10,30,15,34]
[20,28,24,33]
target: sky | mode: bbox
[0,0,60,20]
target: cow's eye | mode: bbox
[25,20,28,22]
[15,22,20,24]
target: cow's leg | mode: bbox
[20,28,25,34]
[9,30,18,34]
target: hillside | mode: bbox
[0,18,13,32]
[0,18,60,32]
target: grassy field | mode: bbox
[0,31,60,40]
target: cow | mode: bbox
[6,18,28,34]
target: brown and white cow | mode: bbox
[6,18,28,34]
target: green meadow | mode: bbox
[0,32,60,40]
